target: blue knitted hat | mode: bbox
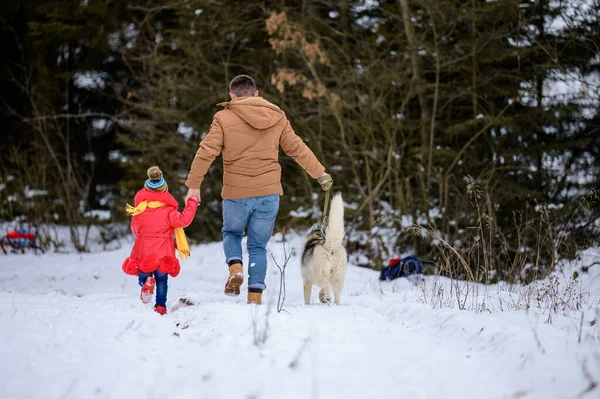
[145,166,168,192]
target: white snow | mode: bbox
[177,122,196,139]
[84,209,112,221]
[539,1,600,121]
[353,0,379,13]
[0,231,598,398]
[289,207,312,218]
[545,0,597,34]
[23,187,48,198]
[92,118,112,131]
[108,150,129,163]
[73,71,108,90]
[124,23,139,50]
[543,69,600,117]
[353,0,381,31]
[107,32,120,51]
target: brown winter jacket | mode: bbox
[185,96,325,200]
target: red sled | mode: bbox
[1,226,45,255]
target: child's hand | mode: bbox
[186,188,201,203]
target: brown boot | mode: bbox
[224,263,243,296]
[247,291,262,305]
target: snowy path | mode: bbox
[1,234,598,399]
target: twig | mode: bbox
[408,225,475,281]
[272,228,293,313]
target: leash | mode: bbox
[319,189,331,235]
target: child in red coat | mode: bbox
[122,166,199,315]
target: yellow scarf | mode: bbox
[125,201,190,260]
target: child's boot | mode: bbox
[154,305,167,315]
[140,276,155,304]
[224,263,243,296]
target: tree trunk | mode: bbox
[398,0,431,175]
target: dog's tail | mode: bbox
[324,192,344,249]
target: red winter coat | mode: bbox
[121,189,198,277]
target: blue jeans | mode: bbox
[222,194,280,291]
[138,270,168,307]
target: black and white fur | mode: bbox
[301,192,347,305]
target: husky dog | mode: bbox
[301,192,347,305]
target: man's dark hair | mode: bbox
[229,75,257,97]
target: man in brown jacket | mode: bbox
[185,75,332,304]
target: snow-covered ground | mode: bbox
[0,231,599,399]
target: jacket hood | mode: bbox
[218,97,285,130]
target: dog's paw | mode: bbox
[319,296,332,305]
[318,288,332,305]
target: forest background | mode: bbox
[1,0,598,282]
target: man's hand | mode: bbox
[185,188,201,203]
[317,173,333,191]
